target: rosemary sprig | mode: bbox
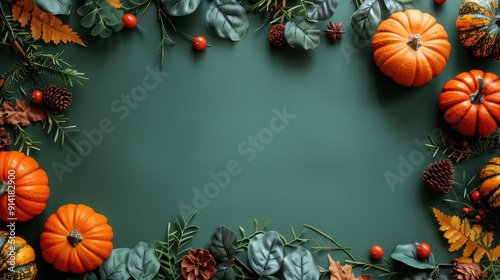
[43,111,82,151]
[304,224,356,261]
[0,52,86,102]
[155,211,198,280]
[237,219,271,252]
[426,131,500,162]
[14,124,41,156]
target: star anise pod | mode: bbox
[324,22,345,44]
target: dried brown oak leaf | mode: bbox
[0,99,47,127]
[329,254,371,280]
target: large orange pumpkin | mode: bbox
[0,231,37,280]
[0,151,49,222]
[438,70,500,136]
[480,158,500,209]
[372,9,451,87]
[40,204,113,273]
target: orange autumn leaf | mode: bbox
[328,255,371,280]
[432,208,500,263]
[11,0,86,46]
[106,0,122,8]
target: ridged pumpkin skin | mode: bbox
[40,204,113,273]
[372,9,451,87]
[0,231,37,280]
[480,158,500,209]
[438,70,500,136]
[0,151,49,222]
[456,0,500,59]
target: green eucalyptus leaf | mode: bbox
[162,0,201,16]
[99,248,131,280]
[383,0,413,14]
[34,0,72,15]
[209,226,237,262]
[305,0,338,21]
[205,0,249,41]
[350,0,382,40]
[214,262,236,280]
[391,243,436,270]
[126,242,161,280]
[284,17,320,50]
[283,246,319,280]
[248,231,284,276]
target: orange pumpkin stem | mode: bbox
[67,229,83,247]
[407,34,422,51]
[471,78,485,105]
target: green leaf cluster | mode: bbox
[77,0,124,38]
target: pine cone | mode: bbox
[451,262,482,280]
[422,159,455,194]
[269,24,287,46]
[181,248,216,280]
[43,84,72,113]
[0,127,11,149]
[451,141,471,162]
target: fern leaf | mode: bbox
[11,0,86,46]
[433,208,498,263]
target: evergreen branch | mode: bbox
[13,124,40,156]
[0,52,86,102]
[43,111,82,151]
[426,131,500,162]
[156,211,198,280]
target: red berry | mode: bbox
[434,0,446,3]
[475,215,482,222]
[370,245,384,260]
[462,207,470,215]
[416,243,431,258]
[122,14,137,28]
[31,90,43,104]
[193,36,207,51]
[469,207,475,213]
[479,209,485,216]
[471,190,481,202]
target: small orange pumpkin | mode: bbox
[372,9,451,87]
[0,231,37,280]
[40,204,113,273]
[480,158,500,209]
[0,151,49,222]
[438,70,500,136]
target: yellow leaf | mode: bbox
[462,241,476,259]
[106,0,122,8]
[491,244,500,260]
[11,0,86,47]
[433,207,497,263]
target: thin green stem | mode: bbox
[345,260,393,274]
[303,224,356,261]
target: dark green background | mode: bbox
[1,0,499,278]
